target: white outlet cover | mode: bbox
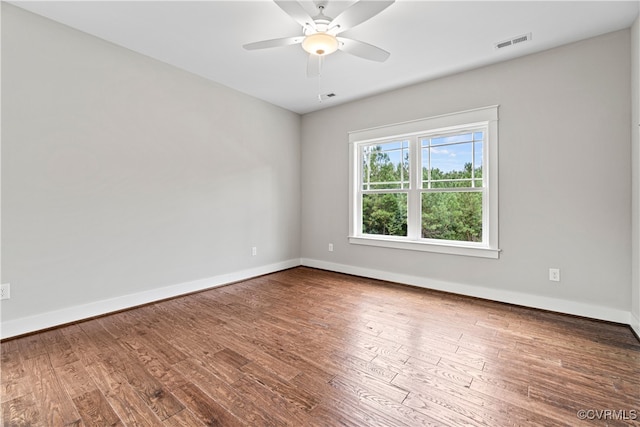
[0,283,10,300]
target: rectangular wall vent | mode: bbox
[495,33,532,50]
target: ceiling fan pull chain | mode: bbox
[317,56,324,102]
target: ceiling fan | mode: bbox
[243,0,395,77]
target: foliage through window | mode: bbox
[361,141,409,236]
[349,106,499,258]
[421,130,484,242]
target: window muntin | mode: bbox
[361,140,410,190]
[421,130,483,190]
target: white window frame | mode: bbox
[348,106,500,259]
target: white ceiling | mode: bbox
[9,0,639,114]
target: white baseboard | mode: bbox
[631,312,640,339]
[3,258,634,340]
[0,259,301,340]
[301,258,632,326]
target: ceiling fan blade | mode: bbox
[243,36,304,51]
[274,0,316,31]
[328,0,395,34]
[307,54,322,78]
[337,37,390,62]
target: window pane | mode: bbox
[421,148,430,184]
[422,192,482,242]
[430,142,473,175]
[369,183,402,190]
[362,141,410,190]
[474,141,483,180]
[429,133,473,146]
[431,180,473,188]
[362,193,408,237]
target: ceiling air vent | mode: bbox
[495,33,532,50]
[318,93,336,102]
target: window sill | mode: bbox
[348,236,501,259]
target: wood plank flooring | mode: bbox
[2,266,639,426]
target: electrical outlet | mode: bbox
[251,247,257,256]
[0,283,10,300]
[549,268,560,282]
[328,243,334,252]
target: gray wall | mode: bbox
[1,4,301,336]
[632,15,640,336]
[301,29,632,321]
[2,3,637,337]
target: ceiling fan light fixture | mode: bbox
[302,32,338,56]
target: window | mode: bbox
[349,106,500,258]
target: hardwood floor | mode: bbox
[2,266,639,426]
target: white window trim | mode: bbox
[348,106,500,259]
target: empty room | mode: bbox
[2,0,639,425]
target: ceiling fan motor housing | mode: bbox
[302,10,338,56]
